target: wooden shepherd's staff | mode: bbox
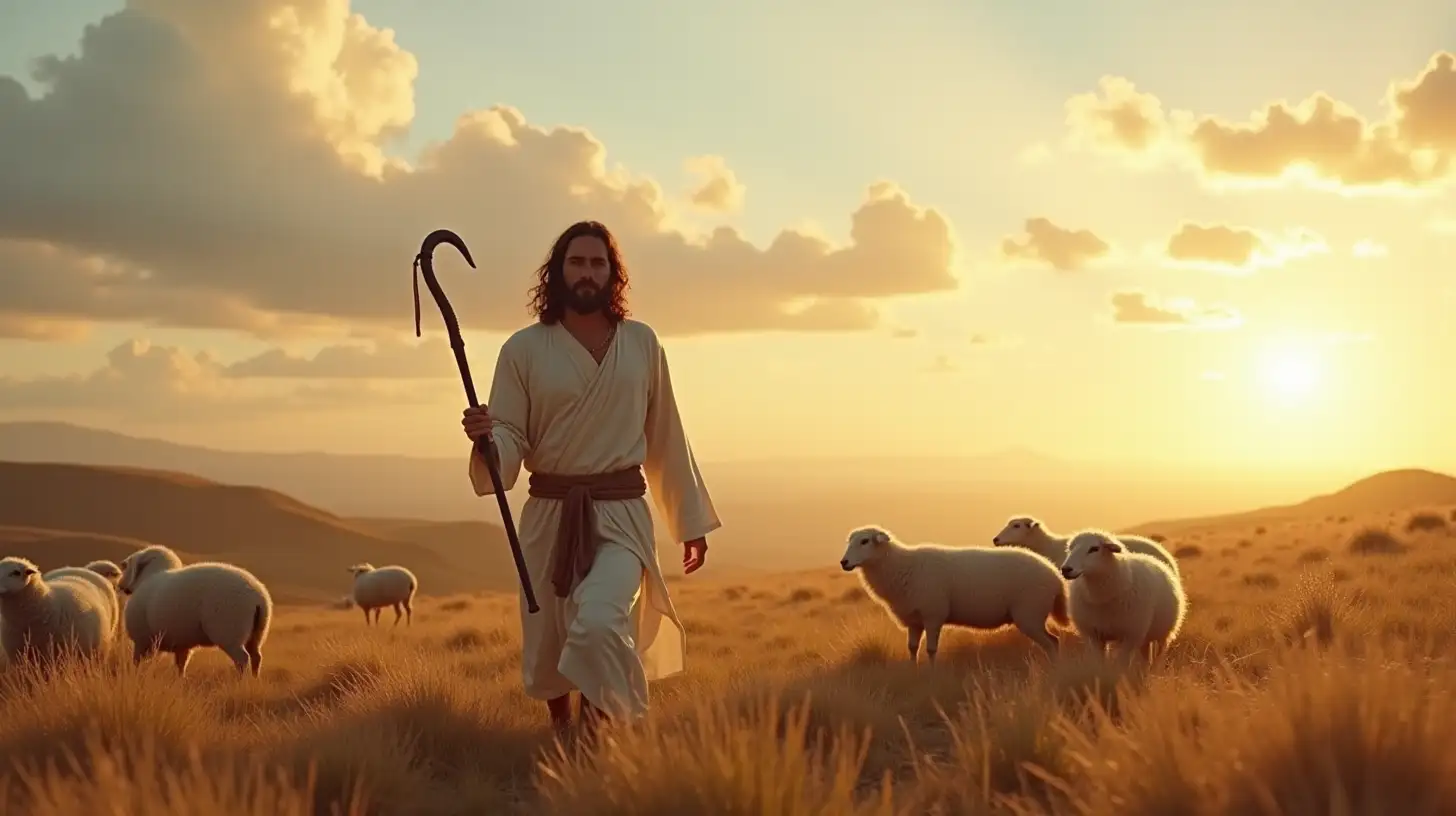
[412,229,540,614]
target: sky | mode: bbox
[2,0,1455,472]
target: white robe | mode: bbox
[467,318,721,719]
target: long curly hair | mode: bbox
[527,220,632,324]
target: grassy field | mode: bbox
[1,507,1454,815]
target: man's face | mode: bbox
[561,235,612,315]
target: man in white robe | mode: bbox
[461,220,721,736]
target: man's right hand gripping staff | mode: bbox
[462,405,495,465]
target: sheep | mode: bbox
[347,563,417,627]
[0,556,117,666]
[992,515,1180,578]
[118,545,272,678]
[1059,528,1187,665]
[42,565,122,637]
[84,560,124,585]
[839,525,1070,662]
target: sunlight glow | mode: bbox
[1256,344,1323,404]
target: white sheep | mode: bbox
[84,560,124,585]
[118,545,273,677]
[1059,528,1187,664]
[42,565,122,636]
[839,525,1070,661]
[347,563,417,627]
[0,556,117,666]
[992,515,1180,578]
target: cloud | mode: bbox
[1000,217,1111,271]
[683,155,745,213]
[1351,239,1389,258]
[1109,291,1241,330]
[0,2,959,341]
[1064,76,1173,157]
[1059,52,1456,192]
[1162,222,1328,272]
[222,336,460,379]
[0,338,432,420]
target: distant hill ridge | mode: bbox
[0,460,515,604]
[1132,468,1456,533]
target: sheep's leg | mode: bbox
[392,602,403,627]
[245,642,263,677]
[132,639,157,666]
[403,598,413,626]
[360,606,370,626]
[171,648,192,677]
[370,607,381,625]
[923,623,943,665]
[1140,637,1167,667]
[1011,605,1060,657]
[220,644,251,676]
[906,624,924,663]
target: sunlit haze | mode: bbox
[3,0,1455,479]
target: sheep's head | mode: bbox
[85,560,123,585]
[118,546,183,595]
[347,563,375,578]
[0,557,40,596]
[1059,529,1122,580]
[840,526,893,571]
[992,516,1042,547]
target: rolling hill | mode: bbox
[0,461,524,604]
[1132,468,1456,535]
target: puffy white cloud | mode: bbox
[0,1,960,341]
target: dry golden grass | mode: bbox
[3,508,1456,814]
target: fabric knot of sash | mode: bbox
[528,467,648,598]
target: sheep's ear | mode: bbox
[23,567,36,577]
[872,529,889,545]
[1029,520,1040,529]
[1104,539,1123,553]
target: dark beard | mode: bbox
[564,281,607,315]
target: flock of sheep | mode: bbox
[840,515,1188,665]
[0,546,420,677]
[0,513,1179,677]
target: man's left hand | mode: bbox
[682,537,708,574]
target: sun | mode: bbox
[1256,345,1322,402]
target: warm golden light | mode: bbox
[1256,343,1322,404]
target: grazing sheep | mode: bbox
[0,556,117,666]
[42,565,122,636]
[118,545,272,678]
[992,515,1180,577]
[839,525,1069,661]
[1059,529,1187,664]
[347,563,417,627]
[84,560,124,585]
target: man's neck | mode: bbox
[561,310,611,335]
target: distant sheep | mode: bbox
[347,563,417,627]
[839,525,1069,661]
[993,516,1180,578]
[118,545,273,677]
[1059,529,1187,664]
[84,560,124,585]
[0,556,118,666]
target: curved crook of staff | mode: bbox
[412,229,540,614]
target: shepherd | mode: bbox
[459,220,721,739]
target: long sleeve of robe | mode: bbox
[461,318,720,718]
[643,340,721,545]
[468,334,531,495]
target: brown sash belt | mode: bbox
[528,467,647,598]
